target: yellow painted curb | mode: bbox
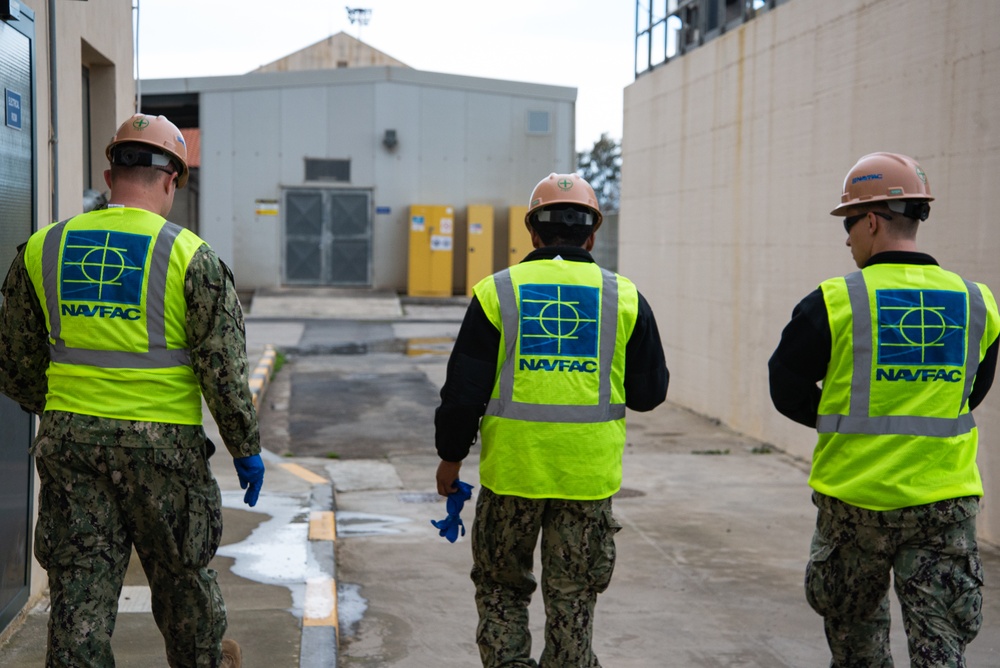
[303,578,339,627]
[309,511,337,541]
[250,345,277,408]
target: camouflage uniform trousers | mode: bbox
[471,486,622,668]
[33,436,227,668]
[805,492,983,668]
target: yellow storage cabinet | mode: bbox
[507,205,531,267]
[465,205,494,296]
[408,205,455,297]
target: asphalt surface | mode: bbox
[2,287,999,667]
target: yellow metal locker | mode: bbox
[465,205,494,296]
[507,205,531,267]
[408,205,454,297]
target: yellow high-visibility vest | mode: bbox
[475,259,638,500]
[812,263,1000,510]
[23,208,206,424]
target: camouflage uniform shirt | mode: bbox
[0,238,260,458]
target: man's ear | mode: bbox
[103,169,113,189]
[528,224,543,249]
[867,211,880,235]
[583,232,596,251]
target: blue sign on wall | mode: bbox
[6,89,22,130]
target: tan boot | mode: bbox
[221,639,242,668]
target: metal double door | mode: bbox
[283,188,372,286]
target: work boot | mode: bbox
[221,639,242,668]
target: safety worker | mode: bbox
[0,113,263,668]
[768,152,999,665]
[434,173,669,667]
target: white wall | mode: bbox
[157,68,576,291]
[621,0,1000,541]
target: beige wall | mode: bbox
[17,0,134,612]
[51,0,135,218]
[621,0,1000,541]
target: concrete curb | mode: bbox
[301,483,339,668]
[249,344,277,408]
[249,345,339,667]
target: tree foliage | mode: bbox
[577,133,621,213]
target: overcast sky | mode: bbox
[136,0,639,152]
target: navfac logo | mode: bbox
[876,289,966,367]
[519,284,599,358]
[61,230,150,305]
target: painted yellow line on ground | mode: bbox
[303,577,339,627]
[280,462,329,485]
[309,511,337,541]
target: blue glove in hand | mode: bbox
[431,480,474,543]
[233,455,265,507]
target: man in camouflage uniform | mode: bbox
[434,173,668,667]
[0,114,263,668]
[769,153,999,666]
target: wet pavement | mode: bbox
[2,287,999,666]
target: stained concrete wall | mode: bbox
[621,0,1000,541]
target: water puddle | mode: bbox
[217,491,321,617]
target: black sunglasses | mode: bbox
[844,210,893,234]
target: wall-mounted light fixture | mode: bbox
[383,129,398,151]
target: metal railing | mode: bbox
[635,0,789,77]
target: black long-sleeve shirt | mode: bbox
[435,245,669,462]
[769,251,999,427]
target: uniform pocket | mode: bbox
[152,447,223,568]
[947,553,984,644]
[32,471,58,570]
[181,479,223,568]
[805,536,841,616]
[587,505,622,594]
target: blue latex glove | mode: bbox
[233,455,265,507]
[431,480,474,543]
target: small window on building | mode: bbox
[305,158,351,183]
[527,110,550,135]
[337,60,349,68]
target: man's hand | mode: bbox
[234,454,265,507]
[436,460,462,497]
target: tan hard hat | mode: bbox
[106,114,190,188]
[830,152,933,218]
[525,173,603,230]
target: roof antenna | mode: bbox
[345,7,372,41]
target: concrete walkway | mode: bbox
[2,287,998,667]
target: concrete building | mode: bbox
[622,0,1000,541]
[141,51,577,295]
[0,0,135,639]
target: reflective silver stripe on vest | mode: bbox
[816,271,982,437]
[42,220,191,369]
[961,280,986,409]
[485,267,625,423]
[41,220,70,348]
